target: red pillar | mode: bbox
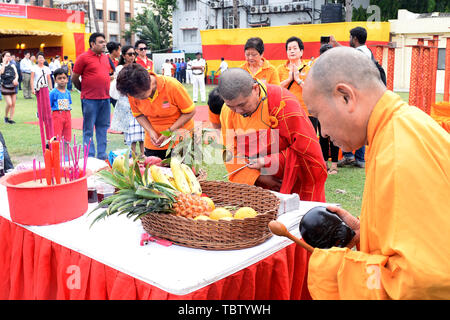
[409,45,420,107]
[444,37,450,102]
[422,47,431,114]
[428,35,440,104]
[387,46,395,91]
[375,46,384,64]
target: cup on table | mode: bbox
[87,176,98,204]
[96,183,115,207]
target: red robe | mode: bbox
[221,83,327,202]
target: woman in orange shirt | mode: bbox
[240,37,280,85]
[277,36,317,131]
[116,64,196,159]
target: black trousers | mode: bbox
[144,148,169,160]
[317,121,339,163]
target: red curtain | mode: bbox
[0,216,311,300]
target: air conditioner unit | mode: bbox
[237,0,245,6]
[260,5,269,13]
[249,5,259,14]
[270,5,281,13]
[282,4,292,12]
[293,3,305,11]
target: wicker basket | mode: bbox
[140,180,280,250]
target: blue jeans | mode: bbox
[81,99,111,160]
[343,146,365,163]
[67,76,73,91]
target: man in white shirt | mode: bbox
[186,57,193,84]
[191,52,206,103]
[216,57,228,75]
[20,51,33,99]
[161,59,173,77]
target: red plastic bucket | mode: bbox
[0,169,90,225]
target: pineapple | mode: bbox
[172,193,212,219]
[89,151,178,227]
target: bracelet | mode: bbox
[297,79,303,85]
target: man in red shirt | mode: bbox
[135,40,153,72]
[72,32,111,160]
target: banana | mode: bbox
[150,165,174,188]
[170,157,192,194]
[142,169,153,186]
[181,163,202,195]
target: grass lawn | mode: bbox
[2,85,440,217]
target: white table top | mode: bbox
[0,179,326,296]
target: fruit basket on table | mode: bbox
[89,153,280,251]
[141,180,280,250]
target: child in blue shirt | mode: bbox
[49,68,72,152]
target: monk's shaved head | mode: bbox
[308,46,384,97]
[303,46,386,153]
[218,68,254,100]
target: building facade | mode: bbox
[1,0,152,46]
[172,0,371,54]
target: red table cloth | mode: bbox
[0,216,311,300]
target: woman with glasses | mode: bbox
[110,46,145,156]
[239,37,280,85]
[135,40,154,72]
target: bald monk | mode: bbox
[303,47,450,299]
[218,68,327,202]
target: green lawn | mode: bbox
[2,86,437,217]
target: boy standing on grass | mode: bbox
[50,68,72,156]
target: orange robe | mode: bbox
[220,83,327,202]
[239,58,280,85]
[129,75,195,150]
[308,91,450,299]
[276,60,311,116]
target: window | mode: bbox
[110,35,118,43]
[223,8,235,29]
[184,0,197,11]
[109,11,118,22]
[183,29,197,43]
[252,0,268,5]
[438,48,446,71]
[125,12,132,22]
[96,9,103,20]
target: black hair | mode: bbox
[319,44,333,55]
[107,41,121,54]
[134,39,147,48]
[36,51,45,59]
[207,87,224,115]
[118,45,135,66]
[116,63,151,97]
[285,36,304,51]
[53,67,68,78]
[89,32,105,47]
[244,37,264,55]
[350,27,367,45]
[64,55,68,60]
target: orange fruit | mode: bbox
[234,207,258,219]
[210,207,233,220]
[202,196,215,211]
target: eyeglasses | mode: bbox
[126,52,136,56]
[138,47,147,51]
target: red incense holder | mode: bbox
[1,168,90,226]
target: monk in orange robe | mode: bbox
[302,47,450,299]
[116,64,195,159]
[218,68,327,202]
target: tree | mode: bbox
[350,0,450,22]
[123,0,177,52]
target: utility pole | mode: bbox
[232,0,239,28]
[91,0,100,33]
